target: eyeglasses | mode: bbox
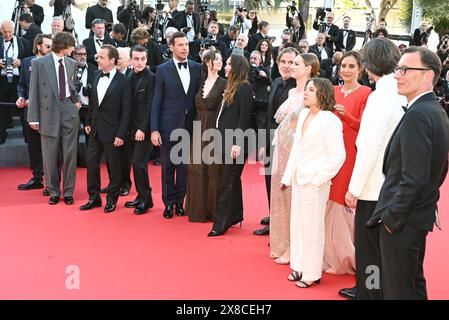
[74,52,87,56]
[394,66,431,76]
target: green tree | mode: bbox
[400,0,449,37]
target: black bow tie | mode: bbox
[280,81,289,89]
[402,105,408,112]
[177,62,188,70]
[100,72,110,78]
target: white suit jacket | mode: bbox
[281,108,346,188]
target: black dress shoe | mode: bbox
[134,203,151,215]
[104,202,116,213]
[207,230,223,237]
[175,203,185,216]
[163,205,174,219]
[253,225,269,235]
[18,180,44,190]
[125,199,141,208]
[260,216,270,225]
[79,200,102,210]
[64,196,74,205]
[49,196,60,205]
[42,189,50,196]
[100,186,109,194]
[119,188,130,196]
[339,287,356,300]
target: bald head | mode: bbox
[1,20,15,41]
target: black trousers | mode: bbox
[23,113,43,180]
[355,200,381,300]
[105,137,132,190]
[379,224,428,300]
[160,139,187,207]
[87,136,122,203]
[130,138,153,205]
[0,76,19,142]
[212,159,246,232]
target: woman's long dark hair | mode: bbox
[223,55,250,106]
[255,39,272,64]
[201,49,221,82]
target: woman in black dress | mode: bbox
[208,54,253,237]
[185,50,227,222]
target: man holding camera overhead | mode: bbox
[230,7,252,35]
[172,1,200,42]
[0,20,30,145]
[313,11,339,55]
[85,0,114,36]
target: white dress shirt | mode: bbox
[52,52,70,99]
[185,14,195,42]
[343,29,349,49]
[406,90,434,110]
[2,36,20,77]
[172,56,190,95]
[97,67,116,105]
[348,73,407,200]
[78,64,89,106]
[319,46,328,60]
[94,36,104,53]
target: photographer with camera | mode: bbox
[82,19,116,67]
[286,2,305,44]
[412,21,432,47]
[248,21,270,53]
[172,1,200,42]
[313,10,338,55]
[12,0,44,34]
[49,0,76,33]
[249,50,271,133]
[437,35,449,64]
[85,0,114,37]
[117,0,143,37]
[19,13,42,53]
[195,21,226,62]
[230,7,252,35]
[0,20,31,145]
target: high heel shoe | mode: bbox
[295,279,321,288]
[231,218,243,227]
[287,271,302,282]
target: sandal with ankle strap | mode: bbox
[287,271,302,281]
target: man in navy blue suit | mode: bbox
[16,34,52,192]
[151,31,201,219]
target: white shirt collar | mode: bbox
[52,52,65,65]
[172,56,188,66]
[407,91,433,109]
[101,67,116,79]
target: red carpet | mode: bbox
[0,163,448,300]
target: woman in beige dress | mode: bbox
[269,54,320,264]
[281,78,346,288]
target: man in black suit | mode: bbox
[72,44,98,167]
[248,21,270,53]
[110,23,127,48]
[254,47,298,236]
[16,34,52,192]
[308,33,331,64]
[82,19,116,67]
[172,1,200,42]
[123,45,155,215]
[130,27,163,73]
[85,0,114,36]
[218,25,239,52]
[19,13,42,53]
[0,20,30,144]
[151,32,201,219]
[366,46,449,299]
[313,11,339,55]
[12,0,44,30]
[117,0,142,34]
[337,16,356,52]
[80,44,132,213]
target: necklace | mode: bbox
[341,84,360,98]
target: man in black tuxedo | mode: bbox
[248,21,270,53]
[16,34,52,192]
[72,44,98,167]
[308,33,331,64]
[254,47,298,236]
[117,0,142,34]
[12,0,44,30]
[151,32,201,219]
[85,0,114,36]
[337,16,356,52]
[366,46,449,299]
[82,19,116,67]
[123,45,155,215]
[218,25,239,52]
[80,44,132,213]
[19,13,42,53]
[313,11,339,55]
[0,20,30,145]
[172,1,200,42]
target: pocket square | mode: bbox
[138,89,145,93]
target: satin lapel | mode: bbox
[43,55,59,99]
[92,71,101,108]
[168,61,185,95]
[186,61,196,96]
[100,72,120,107]
[269,79,281,110]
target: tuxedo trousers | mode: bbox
[290,182,329,282]
[130,138,153,205]
[355,200,381,300]
[87,135,121,203]
[379,224,428,300]
[105,138,132,190]
[23,116,44,181]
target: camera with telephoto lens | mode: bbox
[74,67,91,98]
[251,64,264,79]
[201,34,216,49]
[127,0,138,12]
[287,1,298,14]
[5,57,14,84]
[316,8,326,23]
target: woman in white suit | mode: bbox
[281,78,346,288]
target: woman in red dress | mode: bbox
[323,51,372,275]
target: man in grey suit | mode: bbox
[28,32,80,205]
